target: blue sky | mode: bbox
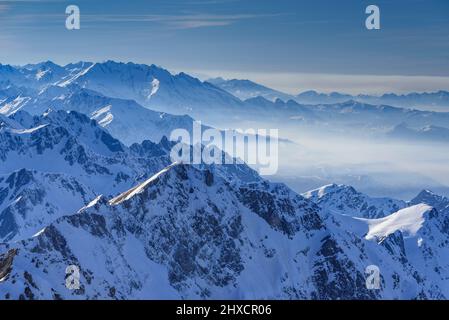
[0,0,448,94]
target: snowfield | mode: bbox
[364,204,432,241]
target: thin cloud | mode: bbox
[80,13,278,29]
[0,0,62,2]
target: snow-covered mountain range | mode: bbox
[0,108,449,299]
[2,62,449,138]
[3,84,198,145]
[295,90,449,111]
[0,109,172,242]
[1,61,449,300]
[210,78,449,112]
[0,61,243,118]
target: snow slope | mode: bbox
[61,61,244,118]
[1,163,448,299]
[364,204,433,241]
[0,169,95,242]
[387,123,449,144]
[1,61,449,299]
[3,62,449,135]
[0,109,258,243]
[0,84,200,145]
[208,77,295,102]
[0,109,178,242]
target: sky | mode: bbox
[0,0,448,94]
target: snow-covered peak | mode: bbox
[2,84,199,146]
[364,204,434,241]
[0,168,96,242]
[410,190,449,212]
[55,61,243,119]
[23,61,62,71]
[63,61,94,71]
[41,109,125,154]
[303,184,406,219]
[303,183,350,201]
[2,159,449,299]
[0,110,186,242]
[1,109,140,180]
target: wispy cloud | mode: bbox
[81,13,276,29]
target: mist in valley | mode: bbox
[278,132,449,200]
[229,122,449,201]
